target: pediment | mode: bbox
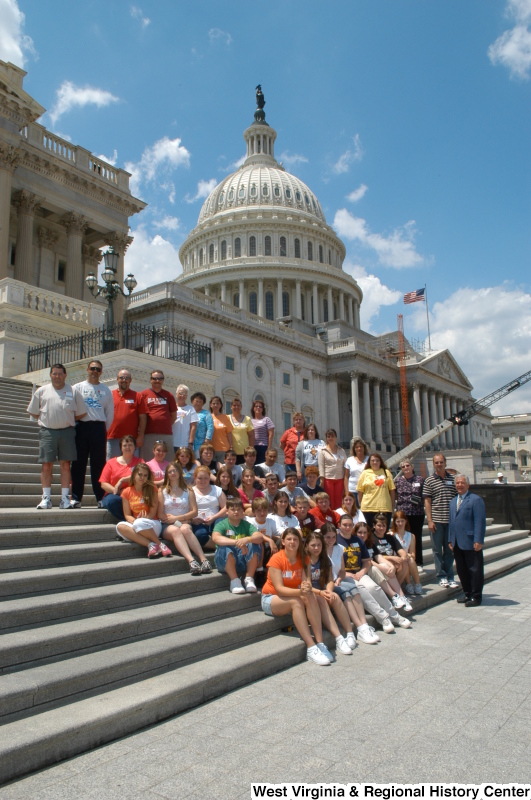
[419,350,473,390]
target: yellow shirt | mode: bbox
[229,415,254,455]
[357,468,396,512]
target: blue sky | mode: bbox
[2,0,531,412]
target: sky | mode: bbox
[1,0,530,413]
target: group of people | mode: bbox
[28,362,487,664]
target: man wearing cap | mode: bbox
[493,472,506,484]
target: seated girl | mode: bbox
[260,527,333,666]
[196,443,220,484]
[145,440,170,487]
[191,465,227,548]
[391,511,423,596]
[116,464,166,558]
[238,467,265,515]
[305,530,355,655]
[215,465,240,500]
[335,492,365,525]
[158,462,212,575]
[266,491,299,542]
[174,446,196,486]
[365,514,413,613]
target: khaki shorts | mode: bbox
[39,426,77,463]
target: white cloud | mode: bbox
[343,259,401,331]
[125,136,191,197]
[489,0,531,79]
[279,151,309,166]
[346,184,368,203]
[130,5,150,27]
[332,134,363,174]
[125,226,182,290]
[208,28,232,45]
[185,178,217,203]
[0,0,37,67]
[408,283,531,413]
[96,149,117,166]
[221,155,246,173]
[334,208,425,268]
[48,81,119,125]
[152,215,180,231]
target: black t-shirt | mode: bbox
[337,533,370,573]
[372,533,403,559]
[301,480,321,497]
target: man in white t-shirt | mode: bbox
[172,384,199,450]
[27,363,88,509]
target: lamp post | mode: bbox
[85,247,137,330]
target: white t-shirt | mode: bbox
[73,380,114,427]
[163,489,190,517]
[257,462,286,483]
[193,485,223,520]
[334,508,366,525]
[345,456,368,493]
[395,530,412,552]
[172,404,200,448]
[298,439,326,468]
[329,543,345,581]
[266,512,300,537]
[245,515,277,539]
[27,383,87,429]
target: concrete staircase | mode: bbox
[0,375,530,785]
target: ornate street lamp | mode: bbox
[85,247,137,330]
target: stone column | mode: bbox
[458,404,466,446]
[277,278,283,318]
[382,383,392,444]
[412,384,422,440]
[451,399,459,446]
[13,190,40,285]
[437,394,445,447]
[103,231,133,322]
[258,278,264,318]
[82,244,103,303]
[392,386,402,446]
[362,377,372,443]
[204,285,210,297]
[444,396,452,446]
[37,227,59,287]
[312,371,323,432]
[312,283,319,324]
[60,213,89,300]
[239,279,245,311]
[421,387,430,435]
[327,375,340,433]
[273,358,283,436]
[429,391,438,438]
[339,290,345,321]
[239,347,249,411]
[295,280,302,319]
[373,380,383,443]
[212,338,224,387]
[0,144,20,280]
[349,370,361,438]
[354,301,360,329]
[294,364,301,403]
[327,286,333,321]
[348,297,354,327]
[220,281,226,303]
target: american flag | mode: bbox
[404,288,425,304]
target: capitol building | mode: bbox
[0,61,494,457]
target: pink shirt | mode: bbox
[145,458,170,482]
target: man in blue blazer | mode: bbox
[449,474,486,607]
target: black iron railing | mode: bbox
[27,323,212,372]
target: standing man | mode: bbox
[422,454,458,588]
[28,364,87,509]
[138,370,177,459]
[106,369,145,459]
[449,475,486,607]
[70,360,114,508]
[279,411,306,474]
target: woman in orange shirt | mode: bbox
[260,527,332,665]
[116,464,170,559]
[209,395,233,462]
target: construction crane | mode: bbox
[387,368,531,470]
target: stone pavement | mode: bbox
[2,565,531,800]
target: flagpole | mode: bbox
[425,284,432,352]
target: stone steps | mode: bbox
[0,523,117,548]
[0,480,93,493]
[0,494,99,508]
[0,507,112,529]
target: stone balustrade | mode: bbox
[0,278,105,326]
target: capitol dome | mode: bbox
[177,89,362,332]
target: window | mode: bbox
[264,235,272,256]
[228,188,234,201]
[307,241,313,261]
[304,194,310,205]
[502,437,510,443]
[521,455,528,467]
[255,393,265,403]
[249,236,256,256]
[265,291,274,320]
[283,412,292,431]
[282,291,290,317]
[295,190,301,202]
[328,249,332,265]
[233,292,239,308]
[225,400,232,414]
[218,192,224,204]
[250,184,257,197]
[239,187,245,199]
[10,244,16,266]
[57,261,66,283]
[209,243,214,263]
[303,378,309,391]
[285,188,291,199]
[220,240,227,261]
[255,365,263,380]
[323,298,329,322]
[294,238,300,259]
[319,244,323,263]
[283,372,291,386]
[225,356,235,371]
[519,435,526,442]
[199,248,203,265]
[249,291,258,315]
[280,236,287,257]
[234,238,241,258]
[301,294,305,321]
[262,184,268,196]
[274,186,280,197]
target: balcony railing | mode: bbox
[27,323,212,372]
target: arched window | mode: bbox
[323,298,329,322]
[301,294,305,321]
[265,291,274,320]
[262,184,268,196]
[286,188,291,199]
[274,186,280,197]
[319,244,323,263]
[294,238,300,258]
[234,292,240,308]
[220,240,227,261]
[282,291,290,317]
[264,235,272,256]
[250,184,257,197]
[249,292,258,315]
[199,248,203,266]
[280,236,287,257]
[234,238,241,258]
[307,241,313,261]
[228,188,234,201]
[249,236,256,256]
[238,186,245,199]
[328,249,332,265]
[209,243,214,264]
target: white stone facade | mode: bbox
[492,414,531,473]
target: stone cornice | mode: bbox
[0,142,21,174]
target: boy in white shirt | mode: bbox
[257,448,286,485]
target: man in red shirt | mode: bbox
[138,370,177,459]
[106,370,145,459]
[279,411,306,474]
[309,492,341,528]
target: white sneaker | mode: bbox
[357,627,380,645]
[392,594,406,609]
[396,615,412,628]
[307,645,331,665]
[316,642,334,661]
[439,577,449,587]
[36,495,52,510]
[230,578,245,594]
[402,597,413,613]
[243,576,257,593]
[447,580,459,589]
[335,635,353,655]
[59,497,71,509]
[417,566,425,574]
[69,500,82,509]
[382,617,395,634]
[346,632,357,650]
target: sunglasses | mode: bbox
[151,377,164,381]
[89,366,102,372]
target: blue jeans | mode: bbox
[191,522,214,547]
[101,493,125,521]
[431,522,454,580]
[214,543,261,575]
